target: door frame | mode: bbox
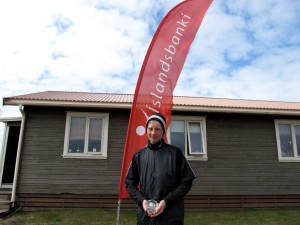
[0,117,22,188]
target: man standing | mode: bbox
[125,113,196,225]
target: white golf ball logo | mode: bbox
[136,126,146,136]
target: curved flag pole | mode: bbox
[116,0,213,224]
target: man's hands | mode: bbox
[151,200,166,217]
[142,199,148,212]
[142,199,166,217]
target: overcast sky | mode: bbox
[0,0,300,144]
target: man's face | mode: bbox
[146,120,164,144]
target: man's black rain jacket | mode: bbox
[125,140,196,225]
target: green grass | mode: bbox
[1,208,300,225]
[185,208,300,225]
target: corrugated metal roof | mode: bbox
[3,91,300,115]
[3,91,133,103]
[174,95,300,110]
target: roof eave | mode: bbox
[4,99,300,116]
[0,117,23,122]
[3,100,132,109]
[173,105,300,116]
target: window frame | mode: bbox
[275,119,300,162]
[167,116,207,161]
[63,112,109,159]
[187,121,205,155]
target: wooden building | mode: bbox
[1,91,300,212]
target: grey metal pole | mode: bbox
[116,199,121,225]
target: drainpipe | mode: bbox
[11,104,26,208]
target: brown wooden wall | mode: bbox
[17,106,129,195]
[188,112,300,196]
[16,106,300,209]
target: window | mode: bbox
[167,116,207,160]
[63,112,109,159]
[275,120,300,162]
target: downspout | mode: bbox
[11,104,26,208]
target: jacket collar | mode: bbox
[147,139,165,150]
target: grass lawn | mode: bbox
[1,208,300,225]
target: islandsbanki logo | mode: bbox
[135,13,192,137]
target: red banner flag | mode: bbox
[118,0,213,199]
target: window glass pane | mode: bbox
[295,125,300,156]
[278,124,294,157]
[188,122,203,154]
[68,117,86,153]
[170,121,185,153]
[88,118,102,152]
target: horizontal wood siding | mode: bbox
[18,107,129,195]
[189,113,300,196]
[16,107,300,209]
[16,194,300,211]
